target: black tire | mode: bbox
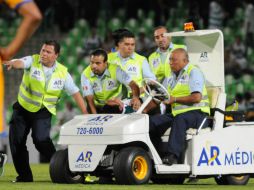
[113,147,152,185]
[215,174,250,185]
[49,149,84,184]
[215,175,228,185]
[225,175,250,185]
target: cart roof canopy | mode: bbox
[165,29,225,91]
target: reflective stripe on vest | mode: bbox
[44,97,59,102]
[170,64,210,116]
[83,64,123,106]
[173,101,210,111]
[19,90,41,107]
[18,54,68,115]
[21,82,43,97]
[47,104,56,109]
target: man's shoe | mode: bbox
[0,153,7,176]
[12,176,33,183]
[162,154,178,166]
[85,175,94,183]
[186,177,199,183]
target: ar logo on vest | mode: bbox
[31,68,43,81]
[179,74,189,84]
[51,79,64,90]
[92,82,102,92]
[106,79,116,90]
[152,59,159,68]
[127,66,138,75]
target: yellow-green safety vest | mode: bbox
[108,51,118,62]
[148,44,186,82]
[169,64,210,116]
[82,64,123,106]
[18,54,68,115]
[108,52,144,89]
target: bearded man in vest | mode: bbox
[81,48,141,114]
[148,26,186,83]
[3,40,88,182]
[149,48,210,166]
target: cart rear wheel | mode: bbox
[215,174,249,185]
[225,175,250,185]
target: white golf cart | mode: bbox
[49,29,254,185]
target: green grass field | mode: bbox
[0,164,254,190]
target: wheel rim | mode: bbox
[132,156,148,180]
[232,175,245,181]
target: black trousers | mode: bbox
[149,110,208,159]
[149,113,173,150]
[9,102,56,180]
[168,110,208,158]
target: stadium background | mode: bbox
[1,0,254,161]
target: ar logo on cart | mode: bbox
[76,151,92,162]
[200,52,207,58]
[197,145,222,166]
[199,51,209,63]
[88,115,113,122]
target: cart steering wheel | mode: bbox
[142,78,170,102]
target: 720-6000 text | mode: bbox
[77,127,103,135]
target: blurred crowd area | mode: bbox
[1,0,254,123]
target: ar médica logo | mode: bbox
[75,151,93,169]
[198,144,254,167]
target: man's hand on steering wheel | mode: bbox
[163,96,174,105]
[143,78,170,102]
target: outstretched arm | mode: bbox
[3,59,25,70]
[0,2,42,60]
